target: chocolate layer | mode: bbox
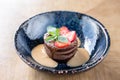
[44,39,78,62]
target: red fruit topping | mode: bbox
[66,31,77,42]
[54,41,70,48]
[60,26,69,35]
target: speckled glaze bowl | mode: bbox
[14,11,110,74]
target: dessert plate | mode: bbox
[15,11,110,74]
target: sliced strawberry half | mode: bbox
[66,31,77,42]
[54,41,70,48]
[60,26,69,35]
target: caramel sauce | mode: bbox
[31,44,58,68]
[67,48,89,67]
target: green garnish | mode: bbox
[49,31,56,36]
[45,26,68,43]
[47,26,59,36]
[58,36,68,43]
[45,26,60,42]
[55,28,60,36]
[45,36,57,42]
[47,26,57,33]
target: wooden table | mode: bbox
[0,0,120,80]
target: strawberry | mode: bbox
[60,26,69,35]
[54,41,70,48]
[66,31,77,42]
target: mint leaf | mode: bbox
[49,32,56,36]
[58,36,68,43]
[46,26,60,42]
[47,26,60,36]
[56,28,60,36]
[47,26,57,33]
[45,36,57,42]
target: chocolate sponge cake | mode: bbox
[44,26,78,62]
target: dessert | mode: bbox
[44,26,78,62]
[31,26,89,68]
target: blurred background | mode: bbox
[0,0,120,80]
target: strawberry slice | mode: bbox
[54,41,70,48]
[60,26,69,35]
[66,31,77,42]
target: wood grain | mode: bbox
[0,0,120,80]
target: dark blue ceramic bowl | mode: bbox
[15,11,110,74]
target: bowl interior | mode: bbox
[15,11,110,74]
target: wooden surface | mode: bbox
[0,0,120,80]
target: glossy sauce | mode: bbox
[31,44,58,68]
[67,48,89,67]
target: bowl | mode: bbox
[15,11,110,74]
